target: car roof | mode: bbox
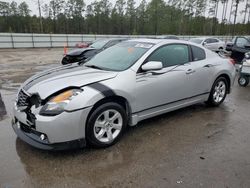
[190,37,206,40]
[191,37,220,40]
[128,38,196,46]
[127,38,166,44]
[94,38,127,42]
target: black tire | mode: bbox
[206,77,228,106]
[218,47,223,52]
[238,76,249,87]
[86,102,127,148]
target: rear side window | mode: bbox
[211,38,219,43]
[205,39,213,43]
[191,45,206,61]
[147,44,189,67]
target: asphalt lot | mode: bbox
[0,48,250,188]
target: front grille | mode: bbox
[17,89,29,107]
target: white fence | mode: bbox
[0,33,234,49]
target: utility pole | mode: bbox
[154,0,158,35]
[232,0,240,36]
[243,0,249,24]
[229,0,234,23]
[38,0,43,33]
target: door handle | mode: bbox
[186,69,195,74]
[204,64,213,68]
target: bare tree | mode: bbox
[36,0,43,32]
[242,0,250,23]
[232,0,243,35]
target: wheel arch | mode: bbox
[86,95,132,129]
[214,73,231,93]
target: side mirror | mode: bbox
[142,61,163,71]
[203,42,207,46]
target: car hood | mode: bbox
[22,64,118,99]
[67,47,95,56]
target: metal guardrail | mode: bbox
[0,33,237,49]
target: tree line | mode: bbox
[0,0,249,36]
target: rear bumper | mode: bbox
[12,119,86,150]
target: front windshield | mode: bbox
[85,41,153,71]
[190,38,203,44]
[90,39,109,49]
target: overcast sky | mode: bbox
[1,0,247,23]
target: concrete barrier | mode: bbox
[0,33,237,49]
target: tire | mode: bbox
[86,102,127,148]
[206,77,228,106]
[238,76,249,87]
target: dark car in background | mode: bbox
[62,38,127,65]
[226,36,250,63]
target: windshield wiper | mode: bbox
[85,64,103,70]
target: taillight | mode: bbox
[229,58,236,65]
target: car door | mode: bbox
[203,38,212,50]
[232,37,250,62]
[233,37,250,54]
[188,45,214,96]
[204,38,217,51]
[211,38,220,51]
[134,44,194,113]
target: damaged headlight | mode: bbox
[40,89,82,116]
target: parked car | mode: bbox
[75,42,91,48]
[226,36,250,63]
[238,52,250,87]
[12,39,236,150]
[62,38,127,65]
[189,37,225,52]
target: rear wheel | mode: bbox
[206,77,228,106]
[86,102,127,148]
[238,76,249,87]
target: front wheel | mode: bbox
[206,77,228,106]
[86,102,127,148]
[238,76,249,87]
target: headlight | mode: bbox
[40,89,82,116]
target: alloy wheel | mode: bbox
[93,109,123,143]
[213,81,226,103]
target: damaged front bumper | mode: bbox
[12,119,86,150]
[12,103,92,150]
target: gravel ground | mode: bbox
[0,48,250,188]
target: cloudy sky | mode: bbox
[1,0,247,23]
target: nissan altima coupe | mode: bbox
[12,39,236,150]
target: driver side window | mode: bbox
[147,44,190,67]
[236,37,250,48]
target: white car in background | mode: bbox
[190,37,225,52]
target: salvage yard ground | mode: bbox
[0,48,250,188]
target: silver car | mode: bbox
[189,37,225,52]
[12,39,236,150]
